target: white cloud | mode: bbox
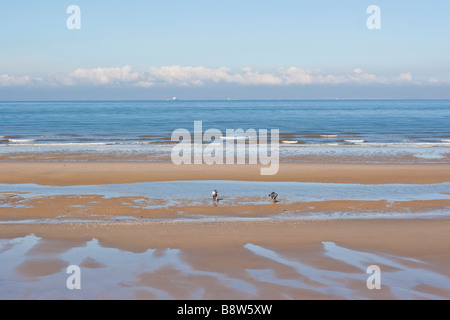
[276,67,380,85]
[279,67,316,85]
[397,72,413,82]
[140,66,382,86]
[68,65,140,85]
[0,74,32,86]
[233,67,283,85]
[1,66,444,88]
[144,66,232,86]
[59,65,388,87]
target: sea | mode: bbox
[1,99,449,161]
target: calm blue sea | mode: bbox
[1,99,449,160]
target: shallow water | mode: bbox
[246,242,450,300]
[0,181,448,223]
[0,181,449,202]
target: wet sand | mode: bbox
[0,162,449,186]
[0,161,449,299]
[1,219,449,299]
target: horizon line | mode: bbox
[1,98,449,103]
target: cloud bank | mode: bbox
[0,65,445,88]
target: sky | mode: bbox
[0,0,449,100]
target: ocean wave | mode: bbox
[320,135,338,138]
[131,142,153,145]
[220,136,249,140]
[4,142,114,147]
[279,141,450,148]
[8,139,36,143]
[362,142,450,147]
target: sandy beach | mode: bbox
[2,0,449,303]
[1,161,449,186]
[0,161,449,300]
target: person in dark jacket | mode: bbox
[268,192,278,204]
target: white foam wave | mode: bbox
[278,141,450,148]
[320,135,338,138]
[362,142,450,147]
[8,139,36,143]
[220,136,248,140]
[6,142,112,147]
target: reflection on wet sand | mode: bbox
[1,235,449,300]
[246,242,450,300]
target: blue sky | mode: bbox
[0,0,449,99]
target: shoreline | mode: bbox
[1,151,449,164]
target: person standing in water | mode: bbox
[268,192,278,204]
[212,189,219,205]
